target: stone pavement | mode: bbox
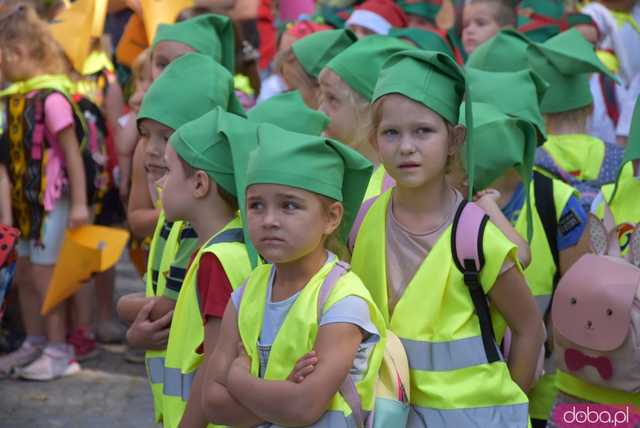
[0,254,159,428]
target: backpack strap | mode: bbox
[450,201,501,363]
[533,172,561,358]
[348,196,380,253]
[315,260,367,428]
[534,171,560,292]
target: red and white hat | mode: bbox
[346,0,409,35]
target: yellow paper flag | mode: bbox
[49,0,94,72]
[141,0,193,44]
[92,0,109,38]
[41,226,130,315]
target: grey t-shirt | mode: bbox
[231,254,379,379]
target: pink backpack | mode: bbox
[551,205,640,393]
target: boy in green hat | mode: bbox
[159,107,255,428]
[527,29,625,211]
[202,123,388,428]
[467,67,591,427]
[277,29,358,109]
[465,28,534,71]
[350,49,544,428]
[461,0,517,54]
[151,13,235,80]
[319,35,408,200]
[115,52,244,425]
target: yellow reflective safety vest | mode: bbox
[363,165,394,202]
[540,134,605,182]
[237,258,387,428]
[351,190,530,427]
[145,210,183,423]
[514,180,575,420]
[162,216,252,428]
[596,168,640,255]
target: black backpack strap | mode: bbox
[533,171,560,358]
[451,201,501,363]
[533,171,560,295]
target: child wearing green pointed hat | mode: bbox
[151,13,235,80]
[592,98,640,258]
[276,29,358,109]
[158,107,255,428]
[350,49,545,427]
[319,35,408,201]
[467,67,592,426]
[115,52,244,425]
[202,122,388,428]
[526,29,625,211]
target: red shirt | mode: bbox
[195,252,233,322]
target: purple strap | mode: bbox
[348,197,379,253]
[381,172,395,193]
[315,261,367,427]
[454,202,486,272]
[31,96,45,161]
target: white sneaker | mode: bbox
[0,341,43,377]
[19,346,80,381]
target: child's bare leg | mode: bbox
[30,264,66,343]
[16,257,45,337]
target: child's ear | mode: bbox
[192,170,211,199]
[449,125,466,156]
[368,128,379,151]
[324,201,344,236]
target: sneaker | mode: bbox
[0,340,43,378]
[67,327,99,361]
[19,346,80,381]
[96,319,126,344]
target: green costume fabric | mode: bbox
[466,68,548,141]
[398,0,440,23]
[246,124,374,242]
[389,27,454,57]
[247,91,330,135]
[326,35,410,101]
[292,29,358,78]
[152,14,235,72]
[138,53,245,131]
[372,49,476,198]
[465,29,532,72]
[526,28,615,113]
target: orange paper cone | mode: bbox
[141,0,193,43]
[41,226,130,315]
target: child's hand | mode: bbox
[287,351,318,383]
[473,189,501,213]
[126,300,173,350]
[69,203,90,229]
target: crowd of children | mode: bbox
[0,0,639,427]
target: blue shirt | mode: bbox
[501,182,587,251]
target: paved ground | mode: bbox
[0,254,159,428]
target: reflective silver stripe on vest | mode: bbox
[146,357,164,384]
[535,294,552,315]
[401,336,503,372]
[265,410,357,428]
[163,367,195,401]
[408,402,530,428]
